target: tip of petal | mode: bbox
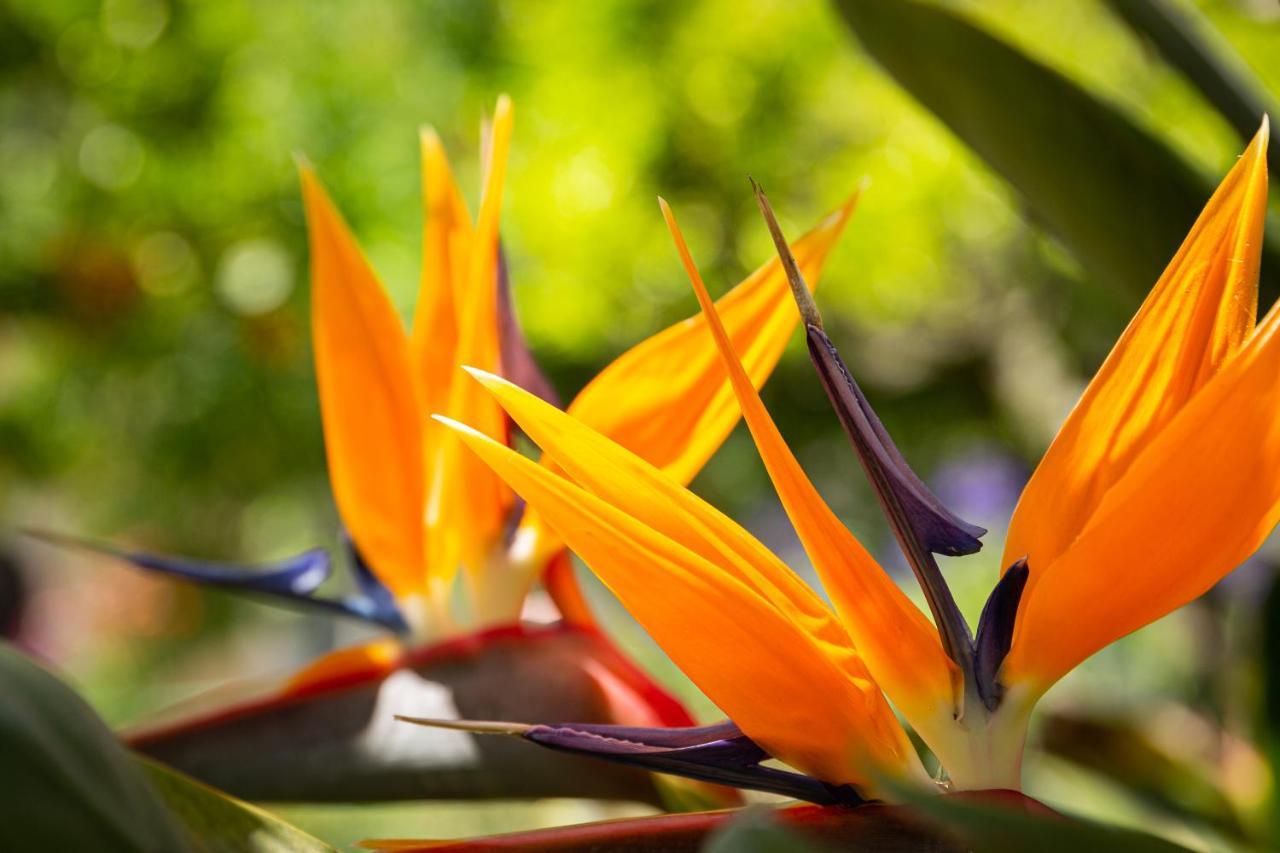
[491,95,514,134]
[459,364,502,385]
[1242,116,1270,167]
[296,162,331,207]
[418,128,447,171]
[838,178,870,220]
[430,413,478,435]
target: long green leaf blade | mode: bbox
[1103,0,1280,175]
[833,0,1280,302]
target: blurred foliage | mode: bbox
[0,642,189,851]
[2,0,1280,848]
[1040,710,1253,842]
[887,786,1197,853]
[141,757,335,852]
[836,0,1280,302]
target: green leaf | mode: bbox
[139,758,335,853]
[902,792,1196,853]
[1039,710,1250,843]
[871,781,1195,853]
[833,0,1280,303]
[1261,568,1280,844]
[0,643,189,852]
[1102,0,1280,175]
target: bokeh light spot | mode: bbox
[216,239,295,316]
[132,231,198,296]
[552,147,616,217]
[101,0,171,50]
[79,124,145,191]
[685,56,756,127]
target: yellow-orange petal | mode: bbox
[464,368,855,659]
[1005,122,1269,579]
[410,128,473,424]
[1007,296,1280,691]
[511,191,859,566]
[660,199,957,744]
[567,190,859,487]
[424,97,516,599]
[436,414,922,787]
[300,167,424,598]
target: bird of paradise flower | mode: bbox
[36,96,862,803]
[414,120,1274,805]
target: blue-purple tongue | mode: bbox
[25,528,409,633]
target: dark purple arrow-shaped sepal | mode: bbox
[396,716,866,807]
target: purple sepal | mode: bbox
[805,326,976,668]
[973,558,1029,711]
[28,530,409,633]
[338,533,411,633]
[523,720,867,807]
[497,243,561,409]
[495,242,560,539]
[805,328,985,558]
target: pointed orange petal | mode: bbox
[437,415,922,787]
[424,97,516,603]
[1005,123,1269,579]
[410,128,473,423]
[513,192,859,569]
[281,638,404,700]
[301,167,424,598]
[662,200,956,753]
[466,368,855,660]
[1008,293,1280,691]
[566,191,860,487]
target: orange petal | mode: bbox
[465,368,856,660]
[436,414,922,787]
[1007,294,1280,691]
[1004,122,1269,580]
[659,199,957,744]
[281,638,404,700]
[567,190,860,487]
[301,167,424,598]
[424,97,516,603]
[410,128,473,424]
[514,191,859,566]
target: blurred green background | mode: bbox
[2,0,1279,848]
